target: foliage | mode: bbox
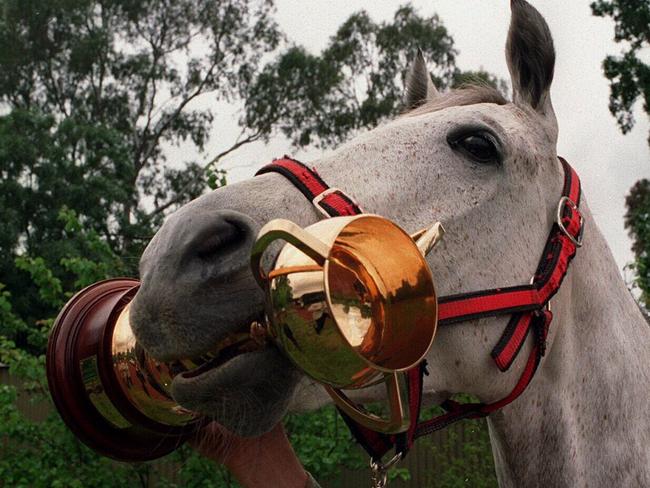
[245,5,504,149]
[592,0,650,308]
[624,179,650,306]
[413,402,496,488]
[0,0,278,341]
[285,406,366,480]
[421,421,497,488]
[0,208,122,354]
[286,401,496,487]
[0,386,138,488]
[591,0,650,142]
[0,364,235,488]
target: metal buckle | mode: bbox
[312,187,363,218]
[556,196,584,247]
[530,276,551,313]
[370,452,402,488]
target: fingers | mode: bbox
[188,420,237,464]
[188,422,308,488]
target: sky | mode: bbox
[176,0,650,279]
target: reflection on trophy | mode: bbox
[47,279,202,461]
[46,215,443,460]
[251,215,443,433]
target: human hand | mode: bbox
[189,421,309,488]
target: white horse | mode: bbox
[130,1,650,486]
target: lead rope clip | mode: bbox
[370,452,402,488]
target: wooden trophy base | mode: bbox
[46,278,202,462]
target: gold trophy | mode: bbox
[47,279,200,460]
[251,215,443,433]
[46,215,443,460]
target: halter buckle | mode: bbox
[530,276,552,313]
[312,188,363,218]
[556,196,584,247]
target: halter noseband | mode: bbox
[256,156,584,464]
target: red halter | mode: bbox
[256,156,584,462]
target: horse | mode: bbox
[129,1,650,486]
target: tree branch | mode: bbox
[133,5,233,174]
[145,129,262,218]
[132,14,168,169]
[136,73,214,173]
[207,129,262,167]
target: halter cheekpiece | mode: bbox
[256,156,584,467]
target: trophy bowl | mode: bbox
[251,214,442,433]
[46,278,205,461]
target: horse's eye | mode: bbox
[451,133,500,164]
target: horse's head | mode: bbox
[130,0,563,436]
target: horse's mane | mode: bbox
[406,84,508,116]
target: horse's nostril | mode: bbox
[180,212,257,280]
[195,224,242,261]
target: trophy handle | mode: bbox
[251,219,330,288]
[411,222,445,257]
[324,373,410,434]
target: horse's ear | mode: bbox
[405,48,439,109]
[506,0,555,115]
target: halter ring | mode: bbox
[556,196,584,247]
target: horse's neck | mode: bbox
[488,201,650,487]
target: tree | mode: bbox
[624,180,650,306]
[591,0,650,141]
[0,0,282,336]
[244,5,505,149]
[592,0,650,307]
[1,1,489,347]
